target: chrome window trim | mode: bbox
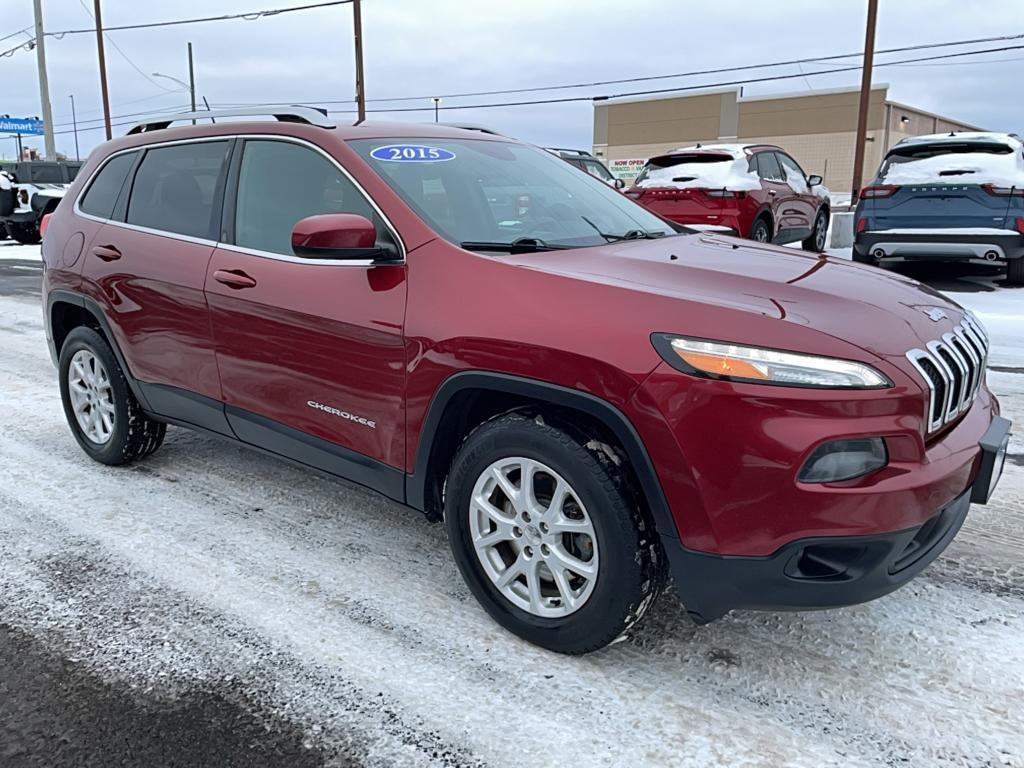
[72,133,406,266]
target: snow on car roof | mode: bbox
[894,132,1021,149]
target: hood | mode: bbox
[505,234,965,358]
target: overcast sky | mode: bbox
[2,0,1022,160]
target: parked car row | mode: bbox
[40,110,1009,653]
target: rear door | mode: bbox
[774,152,815,238]
[753,151,789,239]
[79,139,231,427]
[204,137,408,486]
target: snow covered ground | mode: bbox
[0,240,1022,766]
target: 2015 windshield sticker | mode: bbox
[370,144,455,162]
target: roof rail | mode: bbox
[434,122,504,136]
[547,147,594,157]
[127,106,334,135]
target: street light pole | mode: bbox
[352,0,366,124]
[93,0,112,140]
[187,42,197,124]
[32,0,57,159]
[850,0,879,205]
[69,94,80,161]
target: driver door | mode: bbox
[204,137,408,489]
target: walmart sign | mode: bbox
[0,117,44,135]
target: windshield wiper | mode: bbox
[580,216,668,242]
[460,237,567,254]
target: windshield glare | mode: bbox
[349,138,676,248]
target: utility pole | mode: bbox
[69,95,80,161]
[352,0,366,124]
[32,0,57,159]
[93,0,112,140]
[850,0,879,205]
[187,42,197,124]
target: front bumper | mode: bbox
[854,230,1024,261]
[667,416,1011,622]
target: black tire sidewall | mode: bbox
[58,327,136,464]
[1007,257,1024,285]
[749,218,770,242]
[445,417,648,653]
[804,209,828,252]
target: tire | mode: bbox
[802,209,829,252]
[58,326,166,465]
[7,221,40,245]
[748,217,771,243]
[0,222,8,241]
[444,412,664,654]
[1008,257,1024,286]
[852,249,878,265]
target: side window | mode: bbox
[233,139,389,257]
[755,152,785,182]
[126,141,230,239]
[582,160,613,182]
[777,153,809,191]
[78,152,137,219]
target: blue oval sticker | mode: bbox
[370,144,455,163]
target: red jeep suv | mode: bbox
[627,143,831,249]
[42,109,1010,654]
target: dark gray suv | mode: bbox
[854,132,1024,285]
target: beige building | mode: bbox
[592,85,984,196]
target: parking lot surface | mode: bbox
[1,241,1022,767]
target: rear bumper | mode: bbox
[854,230,1024,261]
[666,416,1011,622]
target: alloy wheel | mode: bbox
[468,457,599,618]
[67,349,115,444]
[814,213,828,250]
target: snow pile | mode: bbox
[881,135,1024,187]
[636,145,761,191]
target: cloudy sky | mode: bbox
[2,0,1022,160]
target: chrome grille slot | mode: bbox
[905,318,989,434]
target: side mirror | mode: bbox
[807,174,823,187]
[291,213,398,261]
[612,178,626,190]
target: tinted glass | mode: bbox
[79,152,136,218]
[581,159,613,181]
[127,141,230,239]
[755,152,784,182]
[349,138,675,248]
[234,139,388,256]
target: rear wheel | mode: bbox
[802,209,829,252]
[59,326,166,465]
[7,221,40,245]
[0,222,8,240]
[852,249,878,265]
[1008,258,1024,286]
[444,413,664,654]
[749,217,771,243]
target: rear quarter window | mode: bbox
[78,152,137,219]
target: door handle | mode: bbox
[91,245,122,261]
[768,190,777,196]
[213,269,257,289]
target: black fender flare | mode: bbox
[47,289,152,411]
[406,370,680,541]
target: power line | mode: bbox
[214,30,1024,107]
[0,0,353,57]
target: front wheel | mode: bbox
[444,413,664,654]
[802,209,829,252]
[1008,257,1024,286]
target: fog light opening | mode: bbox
[798,438,888,483]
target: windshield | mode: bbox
[349,138,676,249]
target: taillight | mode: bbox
[860,185,900,199]
[705,189,746,199]
[1015,217,1024,234]
[39,213,52,238]
[856,217,867,233]
[982,183,1024,197]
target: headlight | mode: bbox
[652,335,891,389]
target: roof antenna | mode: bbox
[948,130,956,136]
[695,142,702,148]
